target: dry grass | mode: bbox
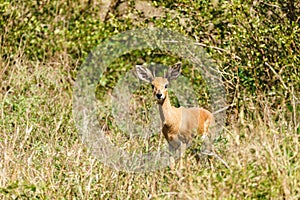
[0,54,299,199]
[1,0,299,199]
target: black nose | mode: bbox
[156,93,162,99]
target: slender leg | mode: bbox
[179,142,186,169]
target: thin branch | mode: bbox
[162,40,242,60]
[196,42,242,60]
[265,62,299,103]
[212,103,235,115]
[261,2,281,9]
[201,150,231,170]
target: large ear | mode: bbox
[165,62,182,81]
[135,65,154,83]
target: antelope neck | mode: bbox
[158,93,176,124]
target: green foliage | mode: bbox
[1,0,299,199]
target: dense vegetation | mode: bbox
[1,0,299,199]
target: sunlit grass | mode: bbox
[0,54,299,199]
[1,0,299,199]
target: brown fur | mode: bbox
[159,92,213,151]
[136,63,214,153]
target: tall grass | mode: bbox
[1,0,299,199]
[1,51,299,199]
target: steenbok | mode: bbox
[136,63,214,165]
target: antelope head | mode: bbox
[136,63,182,104]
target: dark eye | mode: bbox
[151,84,154,89]
[165,84,168,89]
